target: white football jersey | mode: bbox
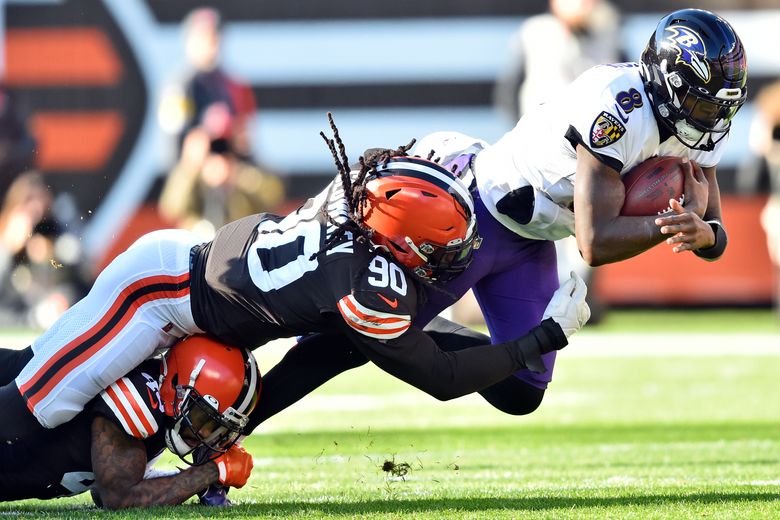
[472,62,728,240]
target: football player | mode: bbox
[0,335,260,509]
[0,114,590,442]
[241,8,747,428]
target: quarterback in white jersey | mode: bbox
[343,8,744,410]
[475,61,727,244]
[423,8,746,266]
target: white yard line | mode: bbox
[568,332,780,357]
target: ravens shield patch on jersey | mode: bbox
[590,111,626,148]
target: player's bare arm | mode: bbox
[90,415,218,509]
[574,145,671,265]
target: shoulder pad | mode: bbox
[98,369,163,440]
[337,293,412,340]
[335,254,419,340]
[568,65,647,156]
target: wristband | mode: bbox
[537,318,569,353]
[694,220,727,260]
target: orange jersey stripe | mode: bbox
[339,311,410,337]
[115,378,155,436]
[337,297,410,338]
[339,296,409,326]
[104,384,142,438]
[21,272,189,395]
[25,283,189,411]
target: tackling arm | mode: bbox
[338,272,587,401]
[90,415,219,509]
[341,319,565,401]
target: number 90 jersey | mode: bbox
[189,177,423,350]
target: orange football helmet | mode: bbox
[362,156,480,281]
[159,335,261,464]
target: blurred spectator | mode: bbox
[736,82,780,196]
[158,122,285,237]
[0,172,87,329]
[157,7,257,161]
[490,0,623,324]
[0,86,36,196]
[494,0,623,122]
[744,80,780,319]
[0,86,86,328]
[157,7,285,237]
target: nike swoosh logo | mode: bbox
[614,104,629,123]
[377,293,399,309]
[147,387,159,410]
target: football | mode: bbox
[620,156,686,216]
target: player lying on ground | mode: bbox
[241,8,748,429]
[0,336,259,509]
[0,114,589,445]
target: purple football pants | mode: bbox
[413,188,559,389]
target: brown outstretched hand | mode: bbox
[655,198,715,253]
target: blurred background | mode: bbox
[1,0,779,330]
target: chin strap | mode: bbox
[189,358,206,386]
[404,236,429,262]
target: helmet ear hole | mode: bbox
[388,240,406,253]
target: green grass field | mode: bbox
[2,309,780,518]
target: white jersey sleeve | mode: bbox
[565,63,653,172]
[563,63,730,174]
[469,63,731,242]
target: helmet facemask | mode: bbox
[402,215,481,282]
[164,382,249,465]
[650,62,745,151]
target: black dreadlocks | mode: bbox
[309,112,416,262]
[310,112,460,302]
